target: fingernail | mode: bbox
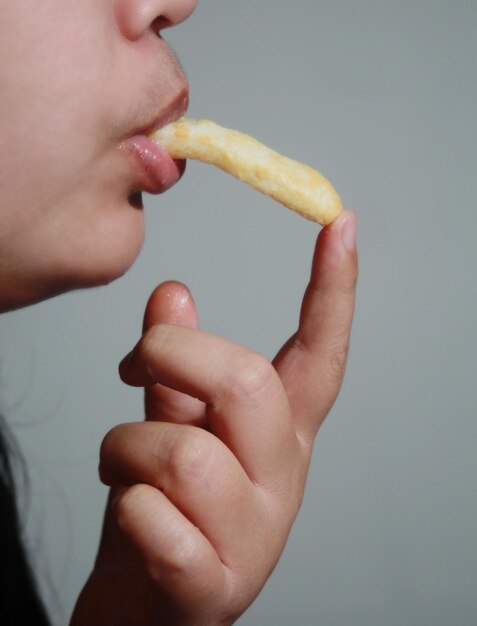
[341,213,357,252]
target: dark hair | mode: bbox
[0,417,51,625]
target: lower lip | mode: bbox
[122,135,185,195]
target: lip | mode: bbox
[120,86,189,195]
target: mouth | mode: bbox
[120,85,189,196]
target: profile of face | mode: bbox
[0,0,196,311]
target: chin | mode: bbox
[0,189,151,313]
[63,209,146,290]
[7,211,145,313]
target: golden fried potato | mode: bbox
[152,118,342,225]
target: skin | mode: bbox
[0,1,358,624]
[0,0,193,309]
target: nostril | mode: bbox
[115,0,196,42]
[151,16,173,32]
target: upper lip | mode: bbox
[128,83,189,140]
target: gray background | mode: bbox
[0,1,476,624]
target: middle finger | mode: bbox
[100,420,263,566]
[119,324,301,487]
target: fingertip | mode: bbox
[313,209,357,272]
[148,280,191,302]
[143,280,199,332]
[322,209,356,240]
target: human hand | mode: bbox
[71,210,357,626]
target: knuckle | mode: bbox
[99,424,121,461]
[97,461,111,486]
[140,323,171,360]
[165,530,207,579]
[228,351,276,400]
[327,337,350,382]
[114,484,148,527]
[167,426,212,486]
[98,424,127,480]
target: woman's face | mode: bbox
[0,0,196,311]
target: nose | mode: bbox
[115,0,197,41]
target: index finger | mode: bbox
[273,210,358,443]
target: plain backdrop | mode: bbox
[1,1,476,624]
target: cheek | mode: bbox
[0,0,178,306]
[0,0,138,287]
[0,0,115,207]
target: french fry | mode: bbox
[152,118,342,225]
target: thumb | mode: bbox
[141,281,205,424]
